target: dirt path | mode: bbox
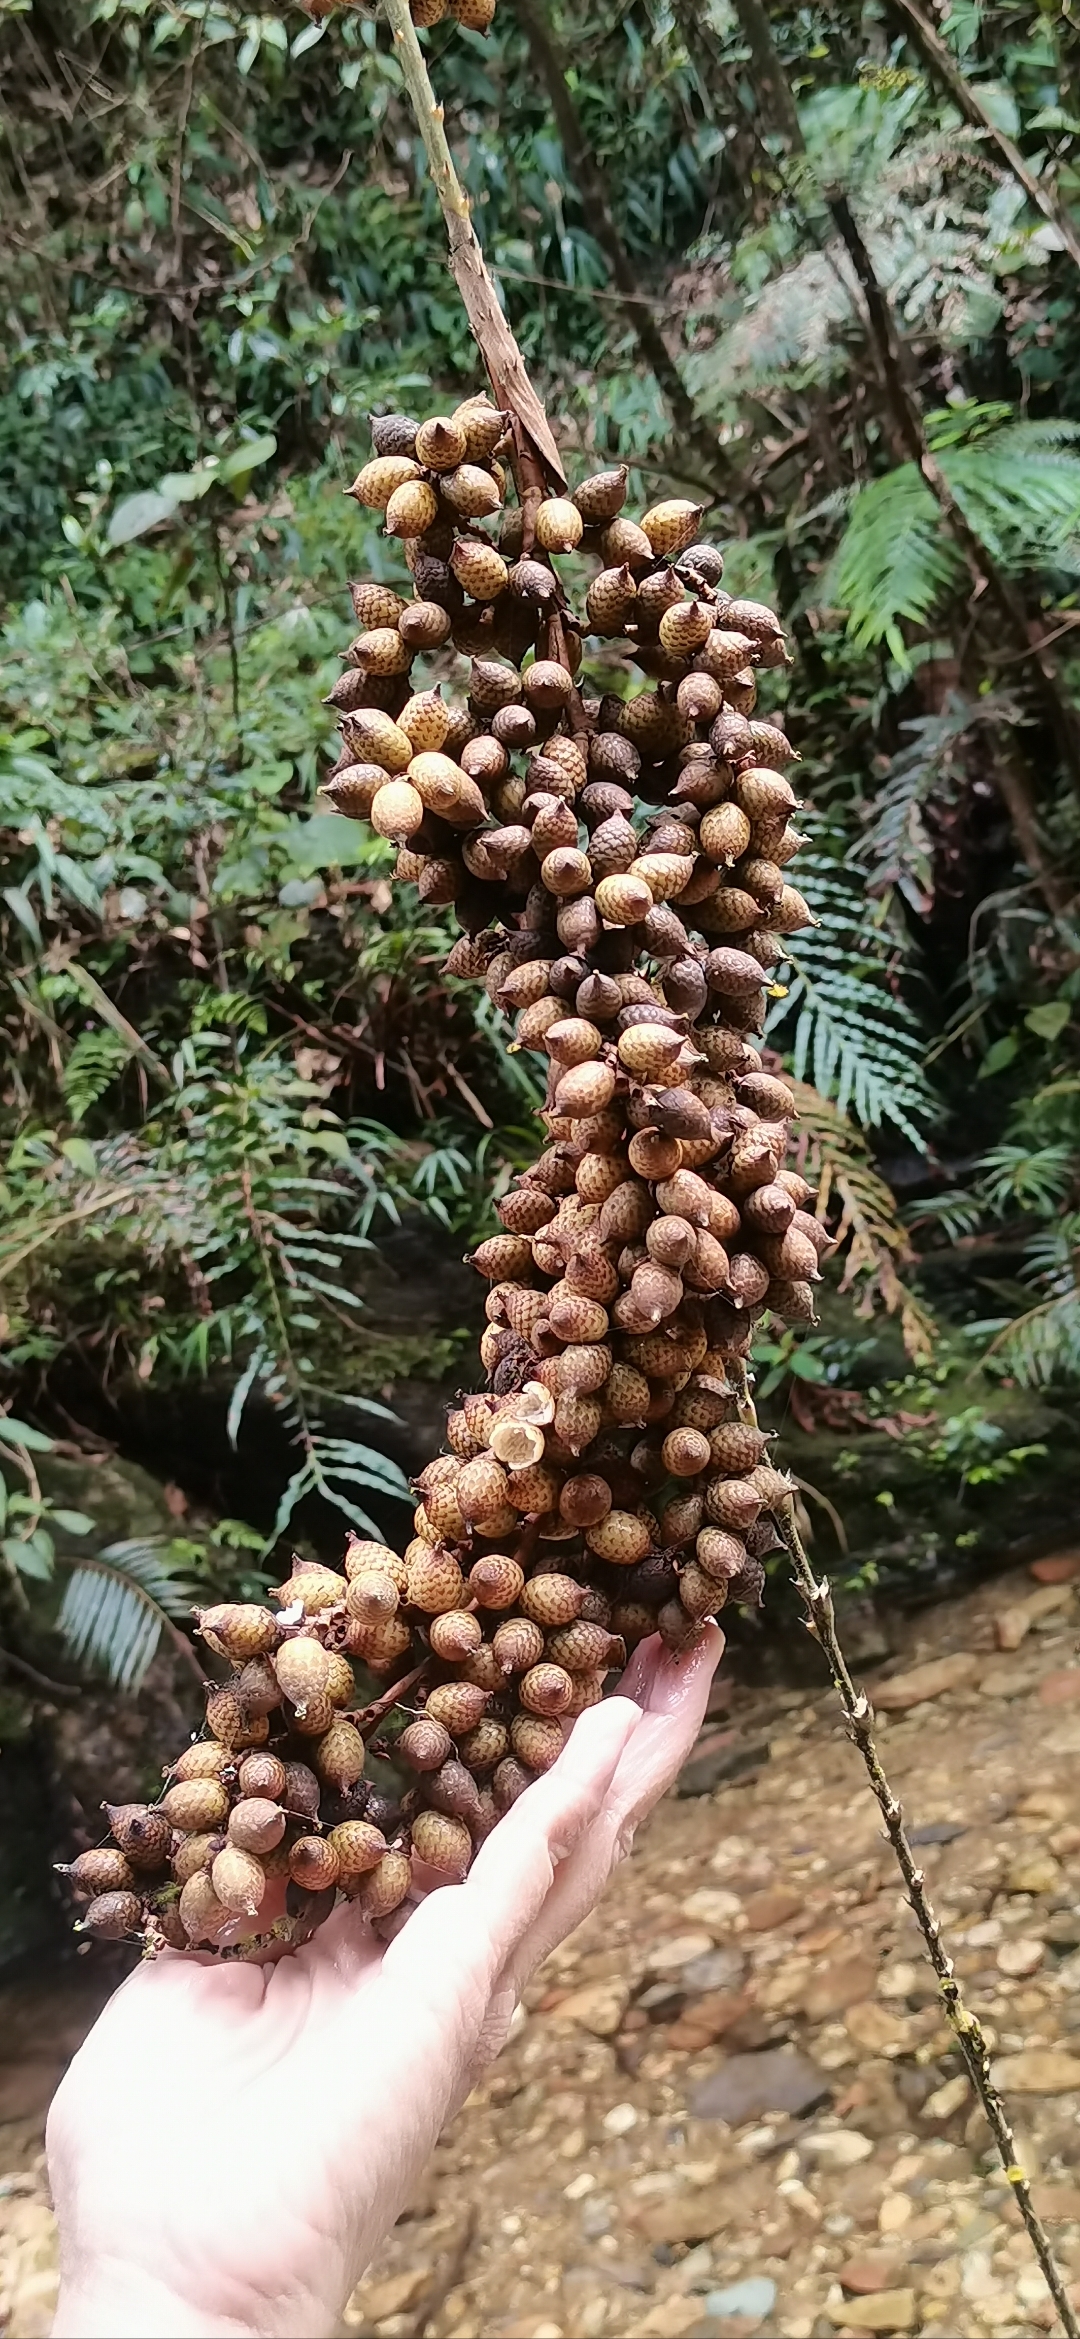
[5,1551,1080,2339]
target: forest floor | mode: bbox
[5,1547,1080,2339]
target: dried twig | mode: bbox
[773,1497,1079,2339]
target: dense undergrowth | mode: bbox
[2,0,1080,1704]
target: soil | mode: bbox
[5,1547,1080,2339]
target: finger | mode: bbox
[492,1624,723,1996]
[380,1693,640,2008]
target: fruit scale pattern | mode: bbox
[69,396,827,1961]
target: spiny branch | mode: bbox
[773,1498,1079,2339]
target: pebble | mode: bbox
[677,1948,746,1995]
[921,2073,969,2121]
[603,2102,639,2136]
[1038,1668,1080,1705]
[646,1930,715,1973]
[1030,1551,1080,1582]
[991,2047,1080,2092]
[802,2130,875,2168]
[703,2275,777,2323]
[873,1653,977,1710]
[838,2255,908,2295]
[680,1889,743,1930]
[549,1982,631,2037]
[742,1889,803,1931]
[996,1936,1044,1978]
[690,2050,830,2124]
[1004,1853,1060,1894]
[827,2288,918,2330]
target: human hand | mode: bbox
[48,1625,722,2339]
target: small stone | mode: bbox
[878,2194,912,2234]
[647,1929,716,1972]
[802,2130,874,2168]
[873,1653,977,1711]
[803,1958,879,2021]
[625,2300,702,2338]
[1015,1789,1071,1820]
[996,1936,1043,1978]
[679,1948,746,1995]
[921,2073,969,2121]
[603,2100,639,2135]
[742,1888,802,1932]
[667,1990,755,2050]
[839,2256,908,2297]
[827,2289,917,2332]
[877,1962,918,2001]
[962,1917,1001,1948]
[681,1888,743,1930]
[978,1661,1026,1698]
[1030,2181,1080,2220]
[1037,1669,1080,1706]
[991,2048,1080,2093]
[1030,1551,1080,1583]
[844,2002,911,2057]
[564,2172,596,2199]
[994,1605,1031,1652]
[703,2276,777,2327]
[550,1981,631,2037]
[690,2049,830,2124]
[360,2271,430,2322]
[1005,1854,1061,1894]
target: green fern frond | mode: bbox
[823,419,1080,656]
[56,1538,198,1692]
[62,1028,130,1124]
[767,854,933,1144]
[855,692,1017,911]
[792,1082,936,1360]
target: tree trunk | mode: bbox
[887,0,1080,281]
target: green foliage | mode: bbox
[1,0,1080,1683]
[768,846,933,1144]
[825,410,1080,661]
[55,1539,199,1693]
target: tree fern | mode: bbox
[55,1538,199,1692]
[767,850,934,1145]
[823,413,1080,660]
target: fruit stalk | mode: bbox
[382,0,566,496]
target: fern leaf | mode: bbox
[824,418,1080,656]
[55,1539,197,1693]
[767,852,933,1144]
[792,1083,936,1360]
[854,692,1019,911]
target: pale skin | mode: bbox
[48,1625,722,2339]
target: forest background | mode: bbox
[2,0,1080,1946]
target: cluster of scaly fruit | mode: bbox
[410,0,495,25]
[69,397,823,1959]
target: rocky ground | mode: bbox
[5,1549,1080,2339]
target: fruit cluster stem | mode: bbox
[773,1496,1079,2339]
[383,0,567,497]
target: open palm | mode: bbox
[48,1627,722,2339]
